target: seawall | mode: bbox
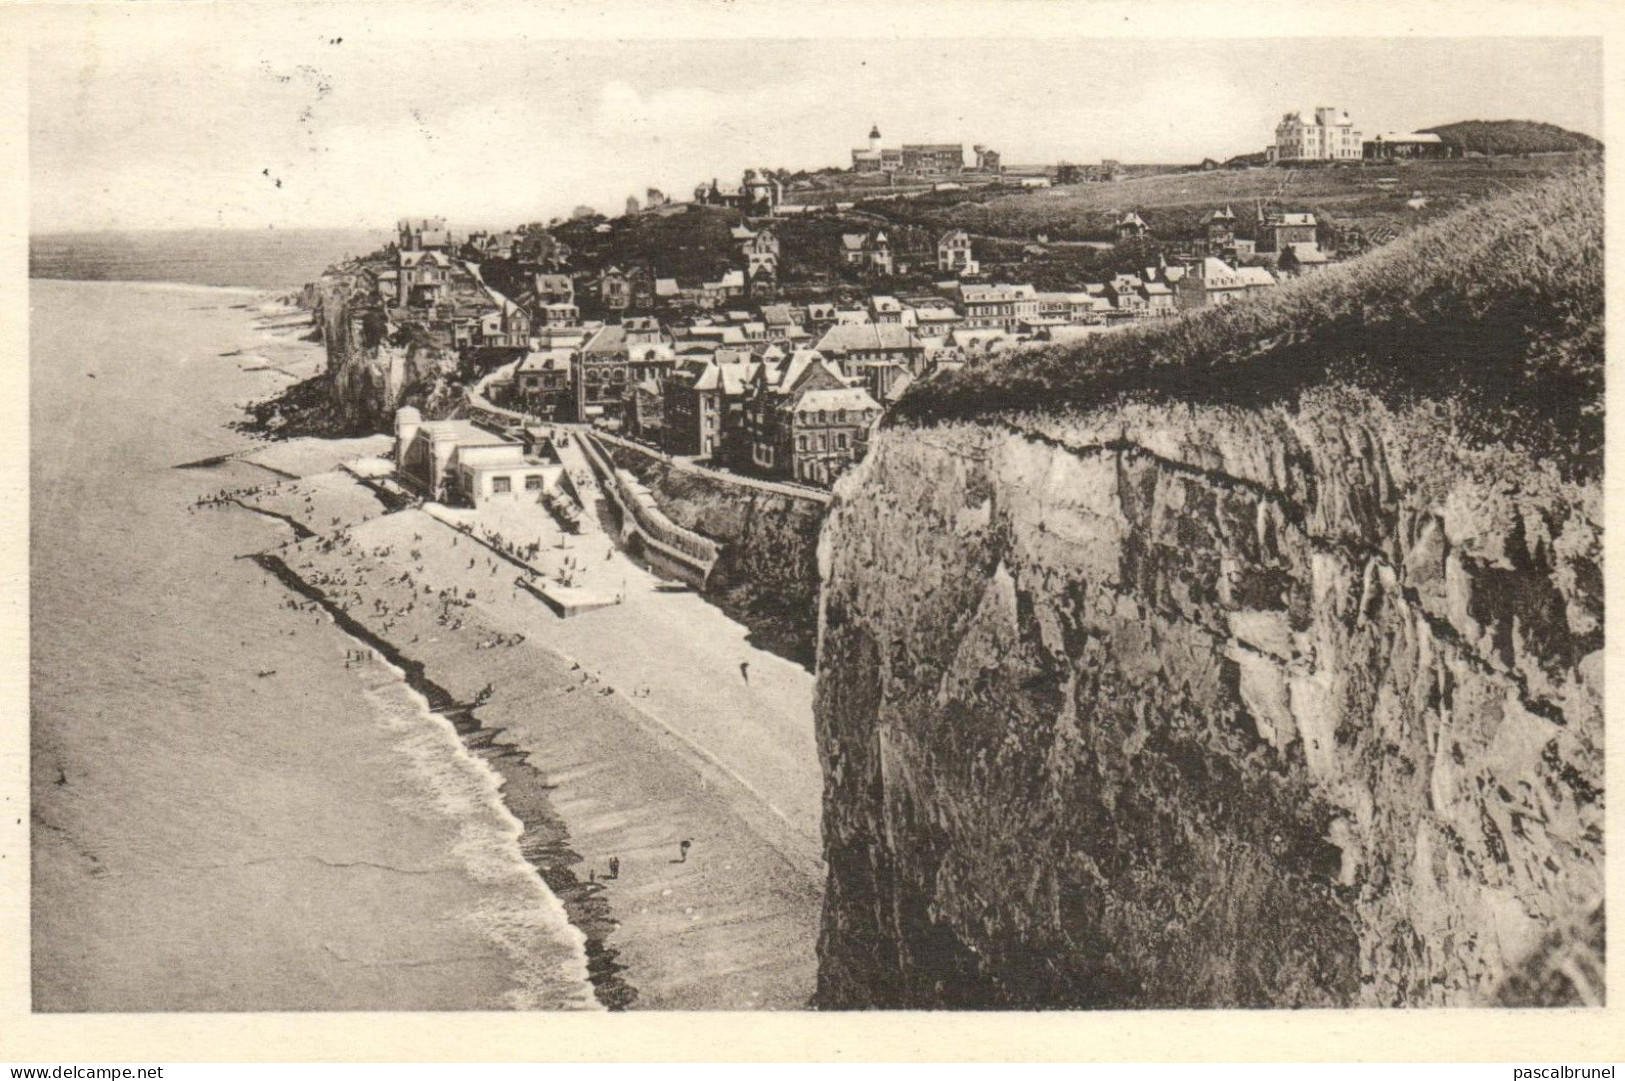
[599,436,829,668]
[813,386,1602,1008]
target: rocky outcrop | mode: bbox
[303,270,462,434]
[814,387,1602,1008]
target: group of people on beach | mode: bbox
[238,476,752,917]
[587,841,693,888]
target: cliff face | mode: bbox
[814,387,1602,1008]
[604,442,827,666]
[307,272,461,434]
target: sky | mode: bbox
[23,4,1603,234]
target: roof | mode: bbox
[730,225,758,241]
[841,233,868,251]
[761,303,795,326]
[517,349,574,373]
[961,283,1037,302]
[870,296,903,312]
[458,445,534,471]
[1370,131,1444,144]
[791,387,883,414]
[400,250,452,268]
[1235,266,1278,286]
[763,350,838,395]
[655,278,680,296]
[1276,213,1317,227]
[716,361,756,396]
[815,323,921,353]
[1118,212,1148,228]
[418,420,512,447]
[582,325,628,355]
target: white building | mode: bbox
[1272,107,1363,163]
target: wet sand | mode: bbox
[223,456,825,1009]
[32,282,595,1012]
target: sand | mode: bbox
[226,449,824,1009]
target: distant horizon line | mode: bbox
[30,116,1602,238]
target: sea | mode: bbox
[29,228,391,292]
[29,230,596,1010]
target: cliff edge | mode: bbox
[814,167,1603,1008]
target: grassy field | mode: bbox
[863,155,1596,245]
[893,163,1603,477]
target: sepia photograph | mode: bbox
[1,0,1615,1065]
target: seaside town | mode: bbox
[28,16,1606,1028]
[320,108,1461,495]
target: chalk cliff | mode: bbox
[302,270,462,434]
[813,167,1603,1008]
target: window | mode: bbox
[525,475,545,491]
[798,435,808,452]
[492,476,512,494]
[838,433,849,450]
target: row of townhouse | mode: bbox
[496,256,1289,486]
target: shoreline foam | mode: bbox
[232,481,824,1008]
[255,551,622,1009]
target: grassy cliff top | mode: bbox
[893,164,1603,476]
[861,155,1587,243]
[1421,120,1603,156]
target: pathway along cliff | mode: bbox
[813,165,1603,1008]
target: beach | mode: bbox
[32,278,823,1011]
[31,280,595,1011]
[225,433,825,1009]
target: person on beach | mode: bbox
[608,857,620,880]
[739,662,750,684]
[678,840,692,863]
